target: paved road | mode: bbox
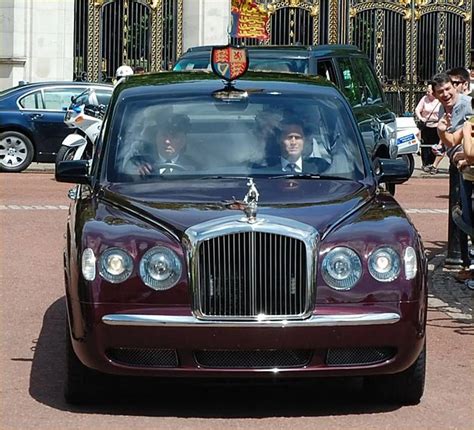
[0,171,472,430]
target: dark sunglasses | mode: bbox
[451,80,465,86]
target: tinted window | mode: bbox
[43,88,85,110]
[96,90,112,106]
[337,58,362,106]
[250,58,308,73]
[174,56,309,74]
[317,60,338,84]
[173,58,212,71]
[107,92,365,183]
[352,57,383,104]
[19,91,43,109]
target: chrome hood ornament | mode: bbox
[242,178,259,223]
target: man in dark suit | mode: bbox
[130,113,195,176]
[272,118,329,173]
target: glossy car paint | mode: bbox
[0,82,112,162]
[63,73,427,381]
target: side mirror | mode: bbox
[373,157,410,184]
[55,160,90,184]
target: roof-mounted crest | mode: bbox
[211,45,249,83]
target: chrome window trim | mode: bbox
[102,312,401,328]
[16,85,112,112]
[184,214,319,321]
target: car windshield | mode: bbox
[106,91,365,183]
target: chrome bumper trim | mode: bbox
[102,313,400,328]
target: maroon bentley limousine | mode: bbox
[56,46,427,405]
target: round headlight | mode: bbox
[98,248,133,283]
[82,248,96,281]
[139,246,182,290]
[322,247,362,290]
[368,247,401,282]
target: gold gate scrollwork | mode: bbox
[349,0,472,113]
[86,0,183,82]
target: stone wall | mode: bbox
[182,0,230,52]
[0,0,74,90]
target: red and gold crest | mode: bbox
[211,45,249,82]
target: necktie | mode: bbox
[286,163,296,172]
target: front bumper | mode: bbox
[102,312,400,327]
[69,300,425,379]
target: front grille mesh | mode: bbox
[197,232,307,317]
[326,347,396,366]
[195,350,312,368]
[107,347,178,367]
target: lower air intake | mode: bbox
[194,349,312,368]
[107,347,178,367]
[326,347,396,366]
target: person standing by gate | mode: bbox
[415,84,440,172]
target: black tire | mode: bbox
[55,145,77,167]
[386,183,396,196]
[401,154,415,177]
[64,321,107,404]
[365,343,426,405]
[0,131,34,172]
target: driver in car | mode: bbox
[129,113,194,176]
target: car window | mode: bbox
[173,58,212,71]
[107,92,365,183]
[352,57,383,104]
[174,56,309,74]
[43,88,85,110]
[337,58,362,107]
[317,60,338,84]
[19,91,44,109]
[96,89,112,106]
[250,58,308,74]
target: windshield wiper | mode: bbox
[269,173,350,180]
[198,175,250,180]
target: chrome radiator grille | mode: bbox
[196,232,308,318]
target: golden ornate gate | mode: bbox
[349,0,472,113]
[231,0,472,113]
[74,0,183,82]
[231,0,351,46]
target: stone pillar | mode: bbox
[0,0,74,90]
[182,0,231,53]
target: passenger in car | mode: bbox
[272,118,330,172]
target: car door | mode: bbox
[18,86,87,160]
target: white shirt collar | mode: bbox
[281,157,303,172]
[159,154,179,164]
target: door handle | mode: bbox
[29,113,44,120]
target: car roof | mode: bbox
[180,44,364,59]
[115,70,339,96]
[0,81,112,99]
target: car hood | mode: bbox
[100,178,374,237]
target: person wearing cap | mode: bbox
[130,114,194,176]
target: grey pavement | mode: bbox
[25,154,473,321]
